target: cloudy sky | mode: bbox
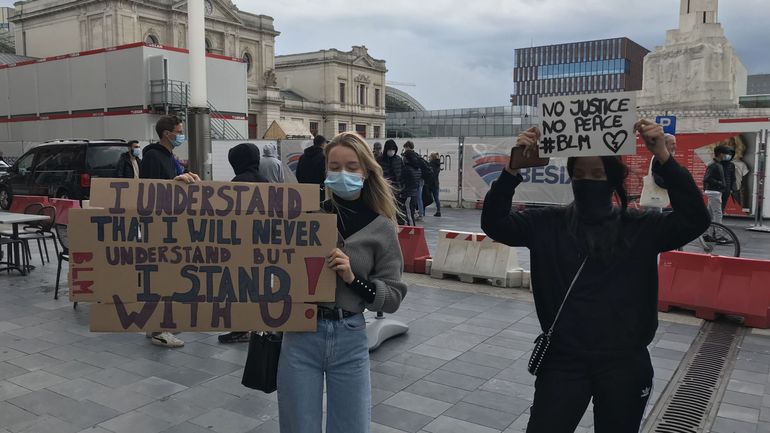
[1,0,766,110]
[239,0,769,110]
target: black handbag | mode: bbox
[528,258,587,376]
[241,332,282,393]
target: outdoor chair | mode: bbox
[54,223,76,308]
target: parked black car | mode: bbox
[0,139,128,210]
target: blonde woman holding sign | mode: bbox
[277,132,407,433]
[481,120,709,433]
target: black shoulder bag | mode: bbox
[241,332,282,393]
[528,258,587,376]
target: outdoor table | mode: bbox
[0,212,51,275]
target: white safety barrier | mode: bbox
[430,230,527,288]
[430,230,478,280]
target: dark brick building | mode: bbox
[511,37,649,107]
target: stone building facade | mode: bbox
[638,0,747,110]
[275,46,387,139]
[8,0,283,138]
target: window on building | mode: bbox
[242,52,252,73]
[309,121,319,137]
[339,123,347,133]
[339,82,346,103]
[205,39,212,53]
[356,124,367,137]
[357,84,366,105]
[375,88,381,108]
[145,34,159,45]
[373,125,381,138]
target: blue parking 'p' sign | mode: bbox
[655,116,677,135]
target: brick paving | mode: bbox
[0,210,769,432]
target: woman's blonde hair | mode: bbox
[325,132,400,222]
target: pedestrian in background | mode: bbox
[719,147,737,212]
[402,141,432,220]
[259,142,285,183]
[429,152,442,217]
[481,120,709,433]
[277,132,406,433]
[296,135,328,203]
[401,148,421,226]
[116,140,141,179]
[140,115,201,348]
[703,145,730,224]
[377,139,407,223]
[217,142,268,345]
[372,141,382,159]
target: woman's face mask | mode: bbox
[572,179,613,221]
[325,170,364,200]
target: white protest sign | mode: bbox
[539,91,637,157]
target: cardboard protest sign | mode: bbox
[89,300,318,332]
[539,91,637,157]
[69,179,337,332]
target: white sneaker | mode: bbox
[150,331,184,348]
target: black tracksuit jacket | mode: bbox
[481,158,710,354]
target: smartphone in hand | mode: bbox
[509,146,549,170]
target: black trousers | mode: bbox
[526,348,654,433]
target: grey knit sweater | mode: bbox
[318,215,407,314]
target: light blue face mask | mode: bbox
[171,133,186,148]
[325,170,364,200]
[724,154,733,162]
[132,148,141,158]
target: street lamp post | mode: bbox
[186,0,212,180]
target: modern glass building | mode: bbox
[511,37,649,108]
[747,74,770,96]
[386,105,536,138]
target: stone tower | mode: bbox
[638,0,747,110]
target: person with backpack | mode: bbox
[402,141,433,220]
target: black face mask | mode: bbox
[572,179,613,222]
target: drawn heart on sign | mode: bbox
[603,131,628,154]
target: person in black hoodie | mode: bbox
[228,142,269,183]
[296,135,328,203]
[377,139,404,191]
[140,115,199,184]
[377,139,408,223]
[428,153,442,217]
[481,120,709,433]
[140,115,200,348]
[401,148,422,226]
[218,143,267,344]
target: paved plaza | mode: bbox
[0,209,769,433]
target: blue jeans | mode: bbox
[417,179,425,217]
[277,314,371,433]
[431,186,441,213]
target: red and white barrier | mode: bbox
[431,230,525,288]
[397,226,431,274]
